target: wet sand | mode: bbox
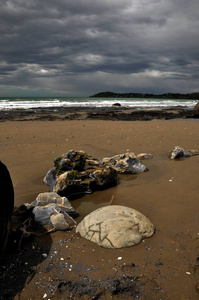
[0,117,199,299]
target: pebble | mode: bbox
[117,257,122,260]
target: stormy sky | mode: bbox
[0,0,199,97]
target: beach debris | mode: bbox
[76,205,155,249]
[168,146,199,159]
[12,192,77,237]
[102,152,148,173]
[0,161,14,260]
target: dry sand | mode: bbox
[0,119,199,299]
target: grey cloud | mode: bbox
[0,0,199,96]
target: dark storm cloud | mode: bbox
[0,0,199,96]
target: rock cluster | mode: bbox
[44,150,149,197]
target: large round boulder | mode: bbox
[76,205,155,249]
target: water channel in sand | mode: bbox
[71,154,169,222]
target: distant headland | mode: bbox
[90,91,199,99]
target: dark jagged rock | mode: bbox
[112,103,121,107]
[0,161,14,259]
[193,102,199,118]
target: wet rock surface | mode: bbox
[168,146,199,159]
[102,152,148,173]
[0,106,195,122]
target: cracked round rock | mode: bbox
[76,205,155,249]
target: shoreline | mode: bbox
[0,118,199,299]
[0,106,195,122]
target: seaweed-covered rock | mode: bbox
[102,152,148,173]
[44,150,118,197]
[54,150,89,173]
[44,150,150,198]
[0,161,14,259]
[168,146,199,159]
[76,205,155,249]
[53,167,117,197]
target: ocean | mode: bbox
[0,97,197,110]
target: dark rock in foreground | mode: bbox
[0,161,14,259]
[193,102,199,118]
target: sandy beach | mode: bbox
[0,115,199,299]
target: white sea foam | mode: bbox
[0,97,197,110]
